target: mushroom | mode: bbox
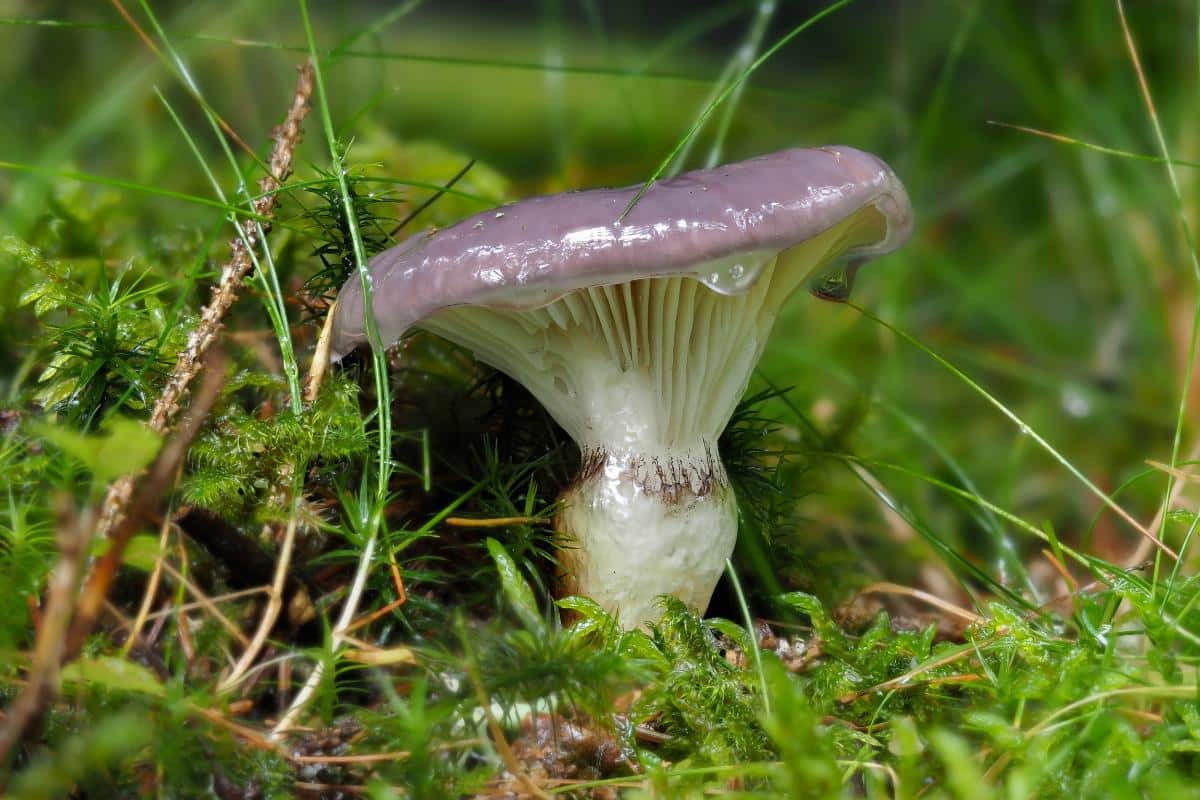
[330,146,912,629]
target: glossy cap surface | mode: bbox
[330,146,912,359]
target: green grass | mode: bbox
[2,1,1200,797]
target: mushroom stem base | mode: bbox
[555,443,738,629]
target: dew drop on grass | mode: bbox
[1060,382,1091,418]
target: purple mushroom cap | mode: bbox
[330,145,912,359]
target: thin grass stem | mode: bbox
[850,302,1177,560]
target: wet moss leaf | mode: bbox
[122,534,163,572]
[60,656,165,697]
[36,416,160,483]
[486,536,542,631]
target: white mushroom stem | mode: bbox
[556,442,737,629]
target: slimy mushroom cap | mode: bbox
[331,146,910,360]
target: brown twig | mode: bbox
[121,515,172,657]
[850,581,985,625]
[444,515,551,528]
[96,60,314,539]
[1040,548,1078,595]
[64,346,230,661]
[219,511,300,693]
[293,781,369,796]
[1128,441,1200,567]
[189,703,288,756]
[292,750,410,765]
[157,558,252,648]
[290,739,481,765]
[0,502,93,764]
[341,560,407,634]
[140,587,268,622]
[302,299,337,405]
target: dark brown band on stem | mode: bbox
[575,443,729,505]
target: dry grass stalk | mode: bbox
[96,60,315,539]
[120,515,172,657]
[218,511,300,693]
[0,503,93,763]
